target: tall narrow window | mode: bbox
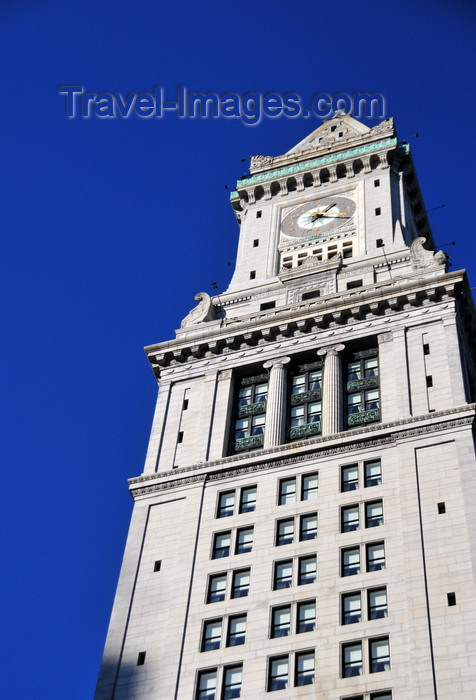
[341,464,359,491]
[269,656,289,691]
[346,349,380,427]
[302,473,318,500]
[239,486,256,513]
[297,601,316,633]
[365,501,383,528]
[364,460,382,487]
[271,606,291,638]
[289,364,323,440]
[235,527,253,554]
[223,665,242,699]
[227,615,246,646]
[279,478,296,505]
[274,560,293,590]
[232,569,250,598]
[276,519,294,546]
[370,637,390,672]
[295,652,315,686]
[367,542,385,571]
[197,670,217,699]
[342,547,360,577]
[202,619,222,651]
[233,375,268,452]
[341,505,359,532]
[368,588,388,619]
[342,592,362,624]
[298,556,317,585]
[208,574,226,603]
[217,491,235,518]
[300,513,317,541]
[342,642,363,677]
[212,532,231,559]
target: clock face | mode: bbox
[281,196,356,238]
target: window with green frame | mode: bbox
[346,348,380,427]
[233,373,268,452]
[288,361,323,440]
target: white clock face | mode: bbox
[281,195,356,238]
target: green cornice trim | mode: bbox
[229,137,398,199]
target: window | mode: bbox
[370,637,390,672]
[233,375,268,452]
[289,364,323,440]
[367,542,385,572]
[153,560,161,572]
[298,556,316,585]
[260,301,276,310]
[365,501,383,528]
[347,279,363,290]
[217,491,235,518]
[249,270,256,280]
[268,656,289,691]
[274,560,293,590]
[368,588,388,619]
[279,478,296,505]
[208,574,227,603]
[341,505,359,532]
[295,652,314,686]
[375,207,381,215]
[364,460,382,487]
[213,532,231,559]
[268,652,315,691]
[253,238,259,246]
[256,211,262,218]
[302,289,321,301]
[197,670,217,699]
[297,601,316,633]
[342,642,362,677]
[300,513,317,541]
[271,606,291,638]
[374,179,380,187]
[342,464,359,491]
[437,501,446,514]
[232,569,250,598]
[240,486,256,513]
[276,519,294,546]
[202,620,222,651]
[447,592,456,606]
[223,665,242,699]
[177,430,184,443]
[227,615,246,646]
[346,350,380,427]
[137,651,146,665]
[302,473,318,500]
[342,592,362,624]
[342,547,360,577]
[182,398,189,410]
[235,527,253,554]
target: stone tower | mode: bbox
[95,115,476,700]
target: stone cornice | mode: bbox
[230,137,398,196]
[128,404,476,498]
[145,270,467,372]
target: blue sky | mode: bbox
[1,1,475,698]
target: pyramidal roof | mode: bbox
[286,113,372,154]
[248,115,395,176]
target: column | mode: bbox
[317,344,345,435]
[263,356,291,448]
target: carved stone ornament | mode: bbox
[180,292,217,328]
[234,198,249,224]
[410,237,448,271]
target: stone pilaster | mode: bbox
[263,356,291,448]
[317,344,345,435]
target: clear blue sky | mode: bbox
[1,1,475,698]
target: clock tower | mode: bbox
[95,115,476,700]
